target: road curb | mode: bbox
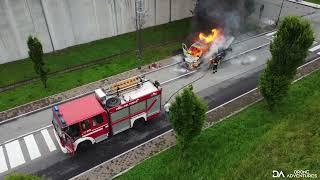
[70,57,320,180]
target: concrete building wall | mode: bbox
[171,0,195,21]
[94,0,117,38]
[0,0,194,64]
[41,0,75,50]
[155,0,170,25]
[28,0,54,53]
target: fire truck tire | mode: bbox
[106,97,121,108]
[77,140,92,152]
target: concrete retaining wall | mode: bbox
[0,0,195,64]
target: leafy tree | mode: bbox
[27,36,48,88]
[259,16,314,109]
[5,172,42,180]
[169,85,207,151]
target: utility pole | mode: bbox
[276,0,285,26]
[135,0,145,69]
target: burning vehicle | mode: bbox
[182,28,234,70]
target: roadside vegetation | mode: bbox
[27,36,48,88]
[0,18,190,87]
[260,16,314,109]
[118,68,320,180]
[169,85,207,151]
[305,0,320,4]
[5,172,42,180]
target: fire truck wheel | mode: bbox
[106,97,121,108]
[133,118,146,129]
[77,140,92,152]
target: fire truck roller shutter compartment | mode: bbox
[129,100,147,127]
[110,107,130,135]
[147,95,161,117]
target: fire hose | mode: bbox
[165,67,211,104]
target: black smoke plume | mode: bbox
[192,0,255,36]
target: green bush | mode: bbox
[169,85,207,151]
[259,16,314,109]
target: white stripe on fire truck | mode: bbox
[41,129,57,152]
[83,125,108,137]
[309,44,320,52]
[24,135,41,160]
[5,140,25,168]
[0,146,8,173]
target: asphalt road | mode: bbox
[0,0,320,179]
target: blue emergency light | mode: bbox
[54,105,59,112]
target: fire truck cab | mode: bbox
[52,76,162,154]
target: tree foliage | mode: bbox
[169,85,207,150]
[259,16,314,109]
[27,36,48,88]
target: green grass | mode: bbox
[305,0,320,4]
[0,18,191,87]
[5,172,42,180]
[0,43,180,111]
[118,70,320,180]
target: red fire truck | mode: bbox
[52,76,162,154]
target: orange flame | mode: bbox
[188,46,202,57]
[199,29,219,44]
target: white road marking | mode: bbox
[160,70,197,85]
[266,31,277,37]
[41,129,57,152]
[318,52,320,56]
[0,146,8,173]
[0,124,52,146]
[24,135,41,160]
[309,44,320,52]
[5,140,25,168]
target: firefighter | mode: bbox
[208,57,214,70]
[212,58,219,73]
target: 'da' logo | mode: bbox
[273,170,285,178]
